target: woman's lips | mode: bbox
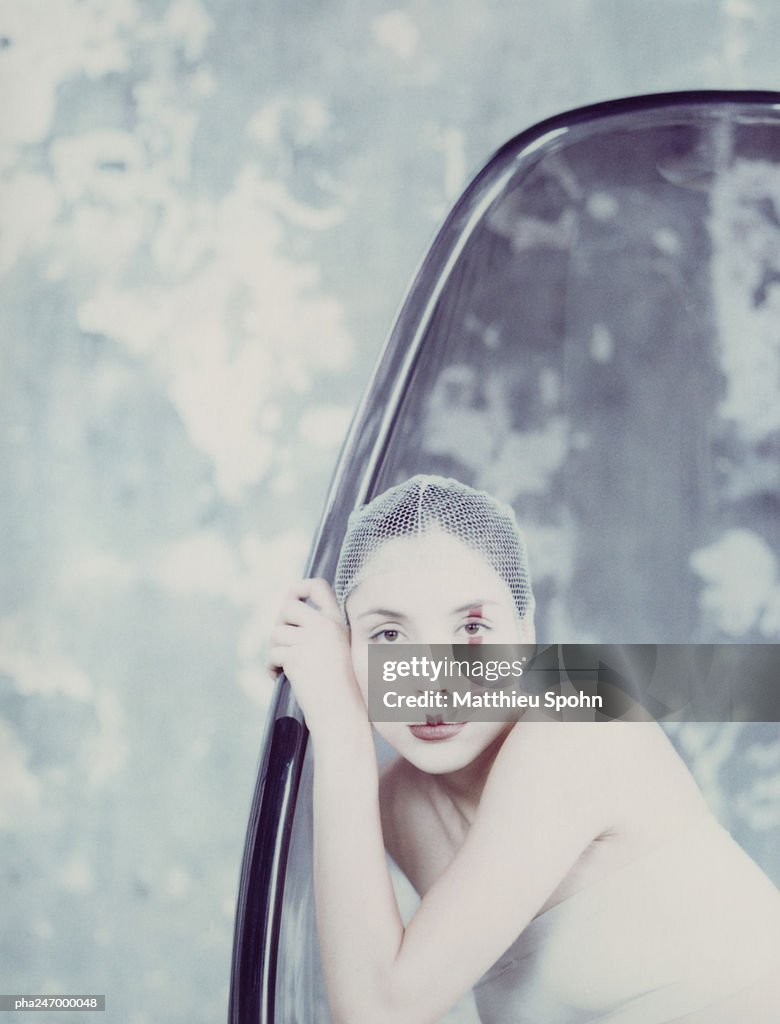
[408,722,467,741]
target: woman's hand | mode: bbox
[268,578,366,734]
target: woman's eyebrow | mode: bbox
[356,608,407,621]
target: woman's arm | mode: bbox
[269,580,408,1020]
[270,581,613,1024]
[310,720,407,1023]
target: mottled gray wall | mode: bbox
[1,2,779,1022]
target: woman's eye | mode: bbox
[372,628,400,643]
[463,621,487,635]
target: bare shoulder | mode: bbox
[496,718,690,776]
[486,720,708,832]
[480,722,624,820]
[491,718,647,777]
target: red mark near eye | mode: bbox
[467,604,483,645]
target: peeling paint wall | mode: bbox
[1,2,779,1021]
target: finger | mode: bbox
[273,583,307,626]
[269,623,300,648]
[297,577,344,624]
[279,597,321,627]
[267,646,288,675]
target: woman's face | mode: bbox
[346,528,535,775]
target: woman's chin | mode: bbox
[376,721,510,774]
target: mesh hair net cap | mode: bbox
[334,475,534,620]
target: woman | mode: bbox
[269,475,780,1024]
